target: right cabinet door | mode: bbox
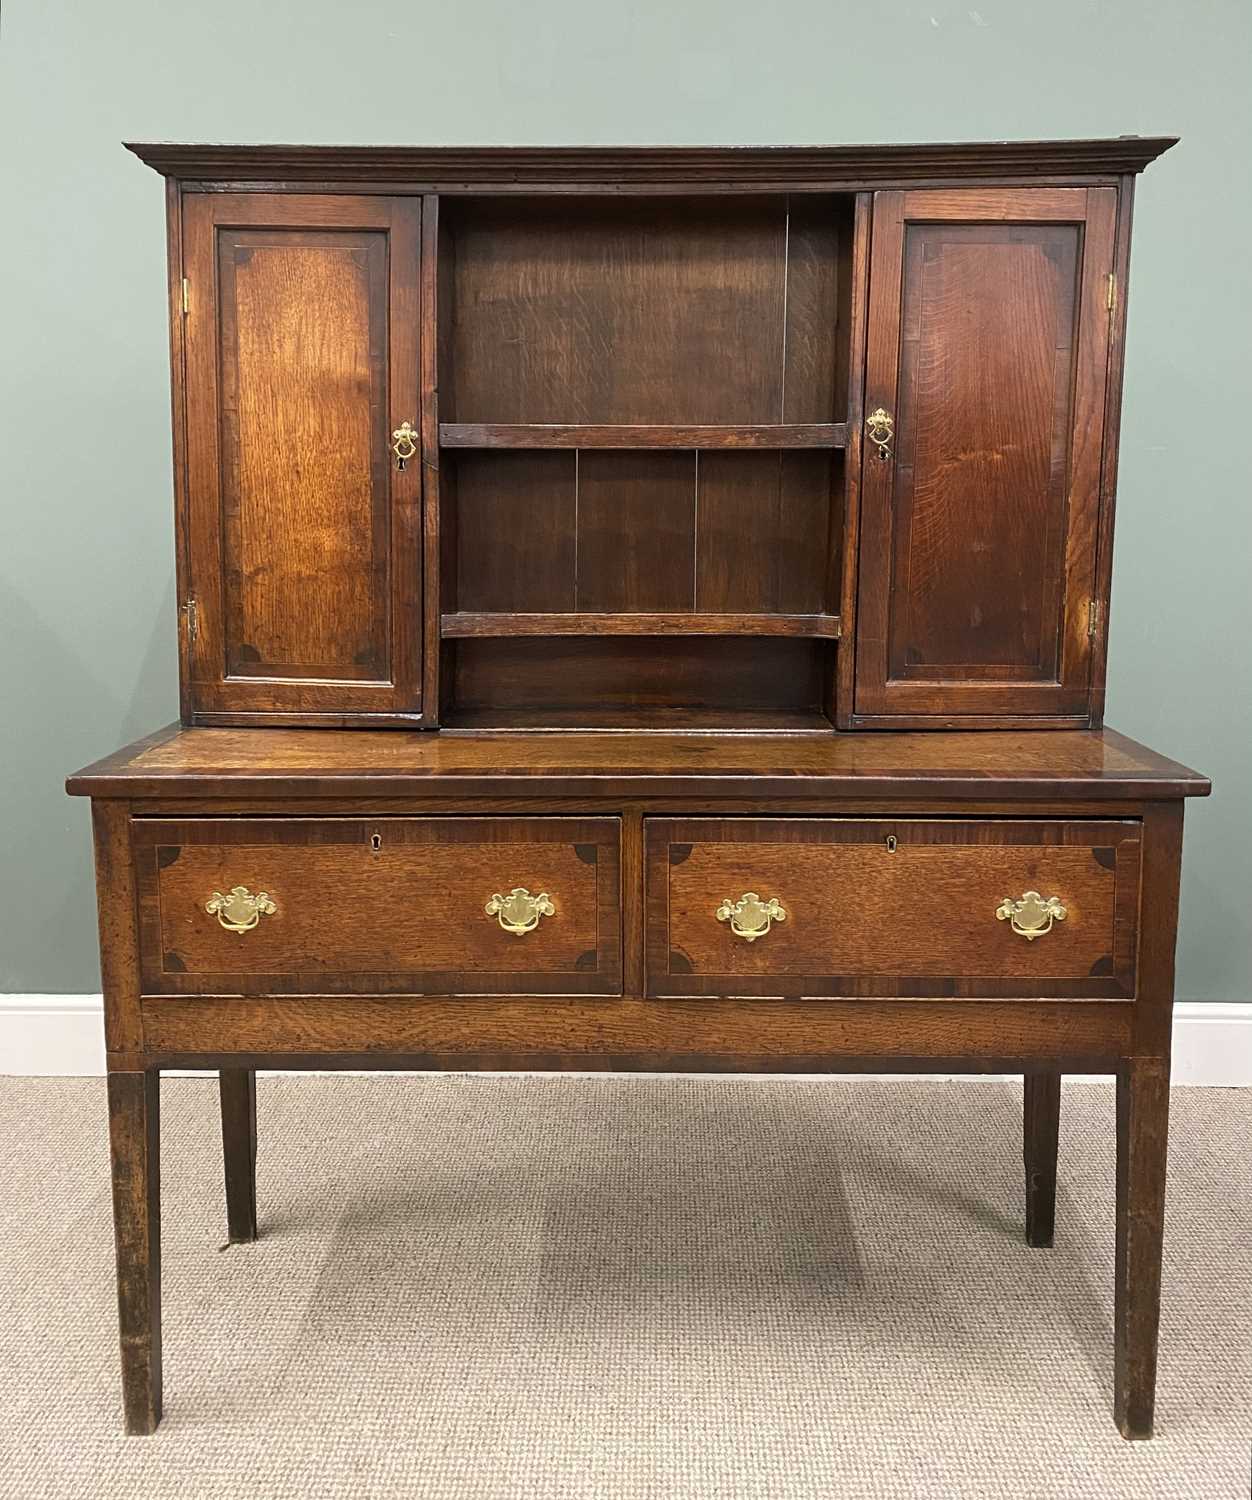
[854,188,1117,724]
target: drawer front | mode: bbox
[134,817,621,996]
[645,819,1140,999]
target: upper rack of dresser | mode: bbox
[130,137,1177,732]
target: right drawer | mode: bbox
[645,819,1141,1000]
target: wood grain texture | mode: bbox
[452,451,577,613]
[92,801,144,1052]
[1114,1056,1170,1439]
[218,1068,258,1243]
[854,188,1117,724]
[645,818,1139,998]
[447,638,823,723]
[782,195,843,422]
[67,726,1211,802]
[1057,188,1117,713]
[576,452,697,611]
[1088,177,1136,728]
[1131,803,1186,1058]
[834,193,872,727]
[887,222,1077,682]
[446,197,827,425]
[166,179,194,726]
[441,613,841,639]
[1024,1069,1061,1247]
[443,705,833,733]
[440,424,847,449]
[696,452,833,614]
[449,445,836,657]
[621,805,646,998]
[180,194,421,720]
[137,994,1133,1066]
[896,188,1090,221]
[135,817,622,996]
[106,1071,162,1435]
[218,229,387,679]
[421,193,445,722]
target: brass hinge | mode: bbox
[1106,273,1116,313]
[181,278,190,315]
[1087,598,1102,640]
[182,597,198,643]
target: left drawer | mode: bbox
[132,817,621,996]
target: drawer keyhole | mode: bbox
[369,833,382,852]
[885,835,898,853]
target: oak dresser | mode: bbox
[67,137,1210,1439]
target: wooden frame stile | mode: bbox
[1088,174,1138,729]
[166,180,193,726]
[392,197,425,721]
[421,192,446,723]
[833,192,872,726]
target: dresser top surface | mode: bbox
[66,725,1209,802]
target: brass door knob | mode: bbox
[996,891,1067,941]
[716,892,786,942]
[485,887,555,936]
[206,886,277,934]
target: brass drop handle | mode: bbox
[866,407,894,461]
[486,887,555,937]
[996,891,1067,941]
[391,421,418,470]
[206,886,277,934]
[716,892,786,943]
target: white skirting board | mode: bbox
[1,995,1249,1085]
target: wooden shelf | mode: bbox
[443,706,835,732]
[439,423,848,450]
[441,612,842,640]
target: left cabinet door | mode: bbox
[180,194,422,723]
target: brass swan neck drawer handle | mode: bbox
[996,891,1067,941]
[717,892,787,942]
[485,887,555,937]
[206,886,277,934]
[391,421,419,470]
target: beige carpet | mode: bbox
[0,1076,1248,1499]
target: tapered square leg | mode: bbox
[1114,1057,1170,1440]
[1023,1070,1061,1247]
[107,1070,162,1435]
[219,1068,258,1243]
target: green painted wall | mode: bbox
[1,0,1247,999]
